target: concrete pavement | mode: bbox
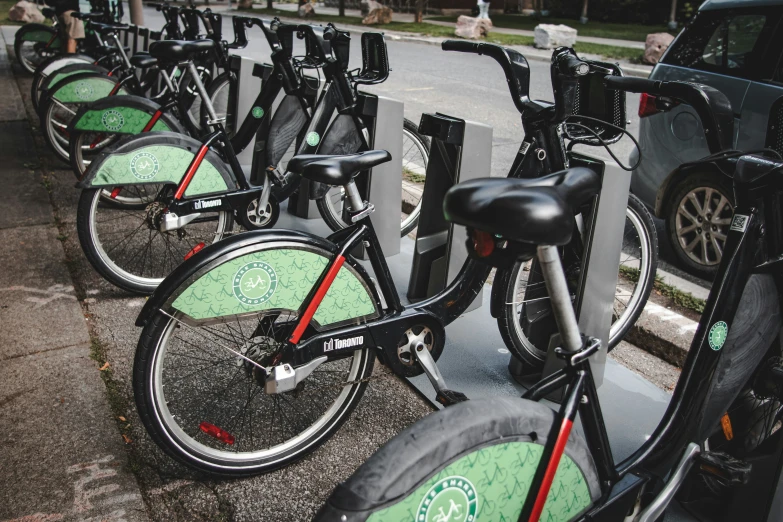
[0,29,146,522]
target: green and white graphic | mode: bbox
[75,106,171,134]
[306,131,320,147]
[233,262,278,306]
[74,81,95,100]
[709,321,729,351]
[367,441,592,522]
[418,476,477,522]
[251,106,265,119]
[130,151,160,180]
[90,144,229,196]
[101,109,125,131]
[171,248,377,326]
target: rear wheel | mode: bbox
[14,27,59,74]
[315,397,600,521]
[316,118,430,236]
[70,130,122,179]
[134,309,375,477]
[42,97,79,164]
[497,194,657,371]
[76,187,233,294]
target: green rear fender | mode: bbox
[79,132,236,197]
[138,230,380,329]
[51,75,128,103]
[17,24,61,48]
[70,96,186,135]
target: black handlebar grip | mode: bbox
[558,52,589,76]
[603,75,662,94]
[323,25,337,41]
[441,39,482,53]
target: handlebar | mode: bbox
[556,52,589,77]
[604,76,734,154]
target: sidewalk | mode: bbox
[0,28,147,522]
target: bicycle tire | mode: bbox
[316,397,601,521]
[496,193,657,370]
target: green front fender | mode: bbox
[79,132,236,198]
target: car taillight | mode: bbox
[638,93,659,118]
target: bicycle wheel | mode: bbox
[203,72,234,137]
[14,25,59,75]
[70,130,123,179]
[315,397,600,521]
[42,97,79,165]
[496,194,657,370]
[316,118,430,237]
[76,187,233,294]
[134,309,375,477]
[178,64,213,134]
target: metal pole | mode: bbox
[129,0,144,26]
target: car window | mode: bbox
[664,8,781,80]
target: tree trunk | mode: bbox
[580,0,588,19]
[128,0,144,25]
[668,0,678,29]
[338,0,345,17]
[267,0,273,9]
[415,0,423,23]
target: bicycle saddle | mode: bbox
[443,167,600,247]
[90,22,129,35]
[287,150,392,186]
[72,12,104,20]
[149,39,216,62]
[130,52,158,68]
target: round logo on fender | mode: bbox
[251,106,264,119]
[417,476,477,522]
[233,261,278,306]
[306,131,320,147]
[73,81,94,100]
[709,321,729,351]
[102,109,125,131]
[129,151,160,180]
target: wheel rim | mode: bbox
[88,188,228,288]
[151,312,367,464]
[18,41,48,73]
[675,186,733,267]
[47,100,79,160]
[321,127,429,235]
[511,206,653,360]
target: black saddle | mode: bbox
[130,52,158,68]
[90,21,129,35]
[443,167,600,247]
[287,150,392,186]
[149,39,216,62]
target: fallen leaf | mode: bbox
[122,434,132,444]
[60,397,65,404]
[118,416,126,422]
[99,362,110,371]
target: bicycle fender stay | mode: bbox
[69,96,188,135]
[16,23,61,48]
[46,73,129,104]
[77,132,236,197]
[135,230,381,328]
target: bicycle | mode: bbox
[74,24,428,294]
[126,47,657,476]
[315,75,780,522]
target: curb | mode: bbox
[625,296,697,368]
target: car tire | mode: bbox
[666,172,735,280]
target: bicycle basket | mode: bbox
[565,60,626,146]
[354,32,389,86]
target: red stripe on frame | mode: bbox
[174,145,209,200]
[528,418,574,522]
[289,255,346,344]
[109,82,122,96]
[142,110,163,132]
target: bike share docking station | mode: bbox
[407,113,492,312]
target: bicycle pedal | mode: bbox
[696,451,752,486]
[436,389,469,407]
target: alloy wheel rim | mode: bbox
[675,186,733,267]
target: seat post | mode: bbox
[537,245,582,352]
[344,181,366,212]
[186,61,220,124]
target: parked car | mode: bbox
[631,0,783,279]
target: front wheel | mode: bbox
[315,397,600,521]
[76,187,233,294]
[497,194,657,370]
[134,310,376,477]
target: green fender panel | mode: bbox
[74,106,171,134]
[171,248,378,326]
[366,442,592,522]
[53,77,128,103]
[49,68,96,89]
[90,144,228,196]
[21,29,61,47]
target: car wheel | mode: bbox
[666,172,734,280]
